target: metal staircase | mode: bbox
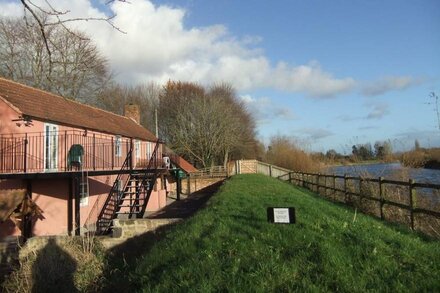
[96,141,162,235]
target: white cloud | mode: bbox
[298,128,334,140]
[0,0,356,98]
[365,102,390,120]
[240,94,296,123]
[361,76,423,96]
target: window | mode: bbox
[80,177,89,206]
[44,123,58,171]
[115,136,122,157]
[146,142,151,160]
[135,140,141,158]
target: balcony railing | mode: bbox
[0,131,161,174]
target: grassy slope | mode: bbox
[109,174,440,292]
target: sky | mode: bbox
[1,0,439,153]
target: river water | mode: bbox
[328,162,440,184]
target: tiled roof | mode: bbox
[165,146,198,173]
[0,77,157,141]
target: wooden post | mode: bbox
[379,177,384,220]
[333,176,336,201]
[409,179,416,230]
[187,176,191,195]
[344,174,348,203]
[288,172,292,184]
[269,165,272,177]
[359,177,363,206]
[177,178,181,201]
[316,173,320,194]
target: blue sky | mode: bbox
[1,0,439,153]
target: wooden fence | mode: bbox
[277,170,440,236]
[231,160,440,237]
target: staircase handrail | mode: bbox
[85,147,133,232]
[134,140,162,216]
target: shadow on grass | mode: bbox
[99,180,225,292]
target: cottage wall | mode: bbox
[1,95,170,240]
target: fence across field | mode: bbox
[232,160,440,237]
[278,171,440,236]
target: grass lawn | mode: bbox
[104,174,440,292]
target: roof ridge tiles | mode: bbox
[0,77,133,123]
[0,77,157,141]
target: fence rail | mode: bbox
[190,166,227,178]
[277,170,440,235]
[229,160,440,237]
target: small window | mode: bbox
[135,140,141,158]
[115,136,122,157]
[80,178,89,206]
[146,142,151,160]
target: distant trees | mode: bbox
[158,81,258,168]
[374,140,392,160]
[352,143,373,161]
[0,17,111,103]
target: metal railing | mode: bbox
[0,131,154,174]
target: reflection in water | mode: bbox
[328,162,440,204]
[328,162,440,184]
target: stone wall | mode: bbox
[111,218,181,240]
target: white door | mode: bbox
[44,123,58,171]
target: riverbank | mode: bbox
[103,174,439,292]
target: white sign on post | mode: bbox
[273,208,290,223]
[267,207,296,224]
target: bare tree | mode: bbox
[158,81,258,168]
[0,17,111,102]
[96,82,161,130]
[18,0,126,71]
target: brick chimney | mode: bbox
[124,104,140,124]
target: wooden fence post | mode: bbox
[409,179,416,230]
[359,177,363,207]
[344,174,348,203]
[288,172,292,184]
[316,173,319,193]
[379,177,384,220]
[333,176,336,201]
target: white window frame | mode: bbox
[146,142,151,161]
[44,123,58,171]
[115,136,122,157]
[80,178,89,207]
[135,139,141,159]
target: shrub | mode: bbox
[266,135,319,172]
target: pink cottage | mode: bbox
[0,77,195,240]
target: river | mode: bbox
[327,162,440,184]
